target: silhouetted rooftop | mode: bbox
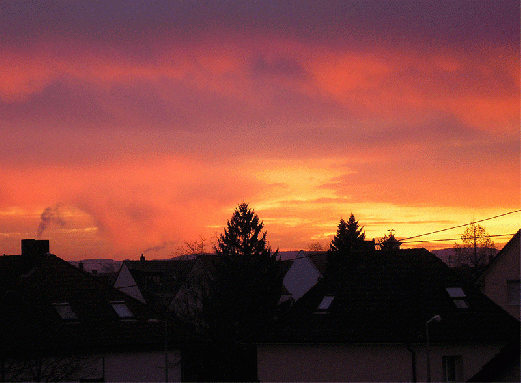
[262,248,519,344]
[0,251,177,358]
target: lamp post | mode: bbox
[149,319,168,382]
[426,315,441,383]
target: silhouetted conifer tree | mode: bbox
[185,203,279,381]
[215,202,275,262]
[330,214,365,253]
[328,214,366,272]
[211,203,279,338]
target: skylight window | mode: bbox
[453,299,469,309]
[446,287,465,298]
[317,296,334,310]
[446,287,469,309]
[53,302,78,320]
[111,301,134,318]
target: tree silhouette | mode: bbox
[330,214,366,253]
[177,235,207,258]
[454,223,495,271]
[308,241,324,251]
[328,214,366,271]
[211,203,279,338]
[377,230,402,251]
[182,203,280,381]
[214,203,274,261]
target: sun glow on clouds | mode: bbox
[1,147,518,258]
[0,2,518,259]
[2,37,517,135]
[1,155,269,257]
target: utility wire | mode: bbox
[402,232,517,244]
[400,209,521,241]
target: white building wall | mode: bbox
[101,350,181,382]
[257,343,503,382]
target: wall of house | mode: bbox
[258,344,412,382]
[418,343,504,382]
[481,242,520,320]
[257,343,503,382]
[2,350,182,382]
[81,350,181,382]
[103,350,182,382]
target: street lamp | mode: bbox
[426,315,441,383]
[148,319,169,382]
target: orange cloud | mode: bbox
[1,29,518,258]
[308,51,391,97]
[443,96,518,134]
[1,35,517,137]
[0,51,59,102]
[0,154,271,257]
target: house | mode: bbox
[281,242,374,304]
[280,250,326,303]
[468,230,521,381]
[69,259,122,286]
[171,250,315,325]
[169,254,218,332]
[171,252,288,382]
[256,248,519,382]
[476,230,520,320]
[0,240,181,382]
[114,255,196,312]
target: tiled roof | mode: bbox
[306,251,328,275]
[122,258,197,308]
[263,248,519,344]
[123,258,197,275]
[0,253,177,358]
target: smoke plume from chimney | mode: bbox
[37,205,66,239]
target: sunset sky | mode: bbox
[1,1,519,260]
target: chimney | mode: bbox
[21,239,50,272]
[21,239,50,256]
[140,254,145,262]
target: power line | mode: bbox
[400,209,521,241]
[402,232,517,244]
